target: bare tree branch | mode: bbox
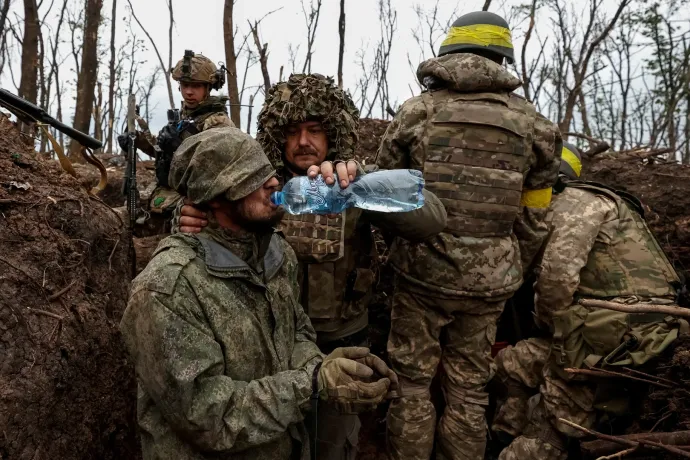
[126,0,175,109]
[338,0,345,88]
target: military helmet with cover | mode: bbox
[438,11,515,64]
[559,141,582,180]
[171,50,226,90]
[256,73,360,170]
[169,127,276,205]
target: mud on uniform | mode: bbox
[376,53,561,460]
[493,182,687,460]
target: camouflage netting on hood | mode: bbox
[256,73,360,170]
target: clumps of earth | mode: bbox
[0,113,139,459]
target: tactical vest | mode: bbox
[277,208,375,338]
[420,89,537,237]
[178,98,229,141]
[568,181,680,299]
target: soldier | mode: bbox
[120,127,397,460]
[119,50,234,219]
[177,74,448,459]
[492,143,688,459]
[375,11,562,459]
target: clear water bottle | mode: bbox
[271,169,425,215]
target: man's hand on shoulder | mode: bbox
[179,198,208,233]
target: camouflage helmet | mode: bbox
[169,127,276,205]
[256,73,360,170]
[171,50,226,90]
[559,141,582,180]
[438,11,515,64]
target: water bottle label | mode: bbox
[304,176,330,213]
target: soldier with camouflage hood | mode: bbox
[492,143,688,460]
[120,127,397,460]
[119,50,234,219]
[375,11,563,460]
[178,74,447,460]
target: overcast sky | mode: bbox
[0,0,643,138]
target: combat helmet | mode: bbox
[438,11,515,64]
[256,74,360,170]
[171,50,226,91]
[559,141,582,180]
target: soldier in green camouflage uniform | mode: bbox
[178,74,448,460]
[120,127,398,460]
[121,50,234,217]
[492,143,688,459]
[375,11,563,459]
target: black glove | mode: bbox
[156,123,182,156]
[117,132,133,152]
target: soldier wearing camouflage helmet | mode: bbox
[120,127,397,460]
[376,10,563,459]
[491,143,687,460]
[119,50,234,221]
[177,74,448,459]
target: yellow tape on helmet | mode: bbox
[520,187,553,208]
[441,24,513,49]
[561,146,582,178]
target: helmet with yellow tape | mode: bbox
[559,141,582,180]
[438,11,514,64]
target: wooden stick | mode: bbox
[579,299,690,319]
[583,431,690,456]
[26,307,63,321]
[597,446,638,460]
[564,368,672,388]
[623,367,678,386]
[48,280,76,301]
[561,419,690,458]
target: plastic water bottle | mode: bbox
[271,169,425,215]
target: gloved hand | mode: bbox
[117,131,134,152]
[156,122,182,155]
[317,347,397,414]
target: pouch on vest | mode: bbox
[422,90,535,238]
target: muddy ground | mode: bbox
[0,114,138,460]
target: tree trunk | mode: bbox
[18,0,40,133]
[337,0,345,88]
[223,0,241,126]
[0,0,12,75]
[69,0,103,159]
[106,0,117,153]
[93,81,103,152]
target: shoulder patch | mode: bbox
[132,236,199,296]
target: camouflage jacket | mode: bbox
[535,184,685,370]
[120,226,322,460]
[377,54,562,298]
[276,167,447,343]
[535,183,680,327]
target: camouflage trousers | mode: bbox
[492,338,596,460]
[386,285,508,460]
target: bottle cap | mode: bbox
[270,191,284,206]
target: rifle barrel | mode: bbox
[0,88,102,150]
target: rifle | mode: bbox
[124,94,138,277]
[0,88,107,194]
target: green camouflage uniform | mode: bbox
[120,128,323,460]
[376,53,562,460]
[493,183,687,460]
[255,74,447,460]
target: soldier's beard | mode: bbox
[229,199,285,234]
